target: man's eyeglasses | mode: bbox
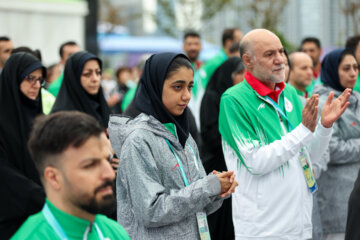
[24,75,45,86]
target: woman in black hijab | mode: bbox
[199,56,244,240]
[51,51,110,128]
[108,53,237,239]
[200,57,244,173]
[0,52,46,238]
[123,80,202,147]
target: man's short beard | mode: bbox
[188,51,199,62]
[67,179,116,216]
[313,58,319,66]
[188,56,197,62]
[79,193,116,216]
[269,70,285,83]
[252,68,285,84]
[254,61,285,84]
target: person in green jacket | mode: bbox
[301,37,323,96]
[219,28,351,239]
[48,41,80,97]
[11,111,130,240]
[189,28,242,129]
[288,52,314,98]
[183,30,203,71]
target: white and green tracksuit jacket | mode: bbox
[219,80,332,240]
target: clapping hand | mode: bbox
[320,88,351,128]
[302,94,319,132]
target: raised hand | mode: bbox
[302,94,319,132]
[321,88,351,128]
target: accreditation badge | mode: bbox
[299,149,318,194]
[284,97,293,112]
[196,212,211,240]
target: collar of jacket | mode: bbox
[244,70,285,103]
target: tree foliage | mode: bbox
[341,0,360,35]
[244,0,295,51]
[246,0,288,32]
[99,0,142,33]
[155,0,232,37]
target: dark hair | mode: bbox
[165,56,193,79]
[0,36,10,42]
[301,37,321,49]
[115,66,131,79]
[59,41,78,58]
[183,30,201,41]
[345,35,360,53]
[232,60,245,78]
[229,42,240,55]
[339,48,358,64]
[284,49,291,70]
[222,28,239,47]
[12,46,42,61]
[28,111,104,179]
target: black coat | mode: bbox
[200,57,242,240]
[200,57,242,173]
[0,53,46,238]
[346,170,360,240]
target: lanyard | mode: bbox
[42,203,106,240]
[266,97,318,193]
[266,96,294,131]
[165,139,200,186]
[186,142,199,171]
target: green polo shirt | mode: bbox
[48,72,64,97]
[293,87,307,98]
[353,74,360,93]
[11,199,130,240]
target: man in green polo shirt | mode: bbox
[48,41,80,97]
[11,111,130,239]
[288,52,314,98]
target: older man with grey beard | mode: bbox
[218,29,351,239]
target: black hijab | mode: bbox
[51,51,110,128]
[321,48,346,92]
[0,52,46,237]
[205,57,242,99]
[200,57,243,172]
[135,52,191,147]
[199,57,241,240]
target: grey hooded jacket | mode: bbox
[109,113,224,240]
[314,84,360,234]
